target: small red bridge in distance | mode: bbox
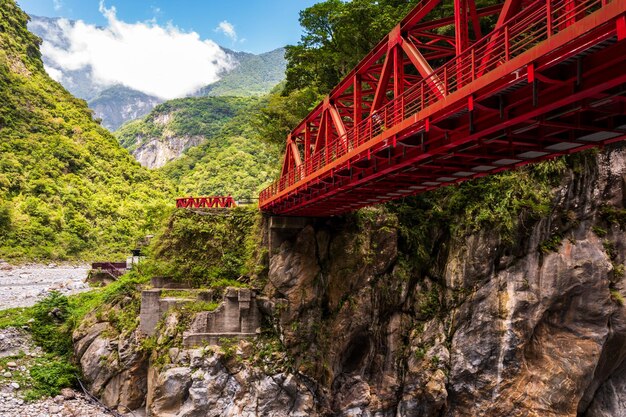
[176,196,237,209]
[259,0,626,216]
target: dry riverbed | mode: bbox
[0,328,120,417]
[0,262,126,416]
[0,261,91,310]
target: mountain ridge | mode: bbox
[27,15,287,131]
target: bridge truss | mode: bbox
[260,0,626,216]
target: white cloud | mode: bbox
[215,20,237,42]
[53,0,62,11]
[44,64,63,81]
[40,1,235,99]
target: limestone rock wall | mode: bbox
[146,347,314,417]
[265,144,626,417]
[132,135,205,169]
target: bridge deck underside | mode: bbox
[261,2,626,216]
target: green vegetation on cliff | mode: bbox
[0,0,173,260]
[160,98,281,199]
[146,208,265,286]
[116,96,253,151]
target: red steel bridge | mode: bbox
[259,0,626,216]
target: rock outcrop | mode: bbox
[75,144,626,416]
[264,144,626,417]
[132,135,205,169]
[146,346,314,417]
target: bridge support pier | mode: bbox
[268,216,310,254]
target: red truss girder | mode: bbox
[261,0,626,216]
[176,196,237,209]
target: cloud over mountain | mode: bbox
[33,1,235,99]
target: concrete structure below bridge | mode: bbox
[183,287,261,348]
[268,216,310,254]
[138,276,263,346]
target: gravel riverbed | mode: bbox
[0,262,125,416]
[0,262,91,310]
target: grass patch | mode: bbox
[592,226,608,237]
[0,350,78,402]
[180,301,220,314]
[25,355,78,401]
[160,289,197,299]
[600,205,626,228]
[0,307,31,329]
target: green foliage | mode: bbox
[26,356,78,400]
[1,273,150,347]
[0,0,173,261]
[255,84,323,146]
[417,286,441,320]
[0,353,77,402]
[0,272,151,401]
[604,240,617,260]
[285,0,420,94]
[539,234,563,254]
[148,208,261,285]
[600,205,626,228]
[30,291,72,356]
[593,225,608,237]
[66,271,149,334]
[0,307,30,329]
[218,337,239,359]
[414,346,427,361]
[610,289,624,306]
[180,301,220,314]
[388,161,563,269]
[117,95,281,200]
[116,96,252,150]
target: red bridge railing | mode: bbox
[176,196,237,209]
[259,0,616,208]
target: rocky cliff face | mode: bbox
[74,144,626,416]
[132,135,204,169]
[88,86,163,131]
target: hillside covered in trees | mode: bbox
[0,0,173,260]
[116,95,280,200]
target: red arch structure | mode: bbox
[259,0,626,216]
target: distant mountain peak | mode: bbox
[192,47,286,98]
[27,15,286,131]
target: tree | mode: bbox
[284,0,419,95]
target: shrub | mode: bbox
[26,355,78,400]
[30,291,72,356]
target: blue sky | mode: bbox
[17,0,319,54]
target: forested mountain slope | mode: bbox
[116,96,280,198]
[193,48,287,98]
[0,0,173,260]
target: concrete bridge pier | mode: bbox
[268,216,310,254]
